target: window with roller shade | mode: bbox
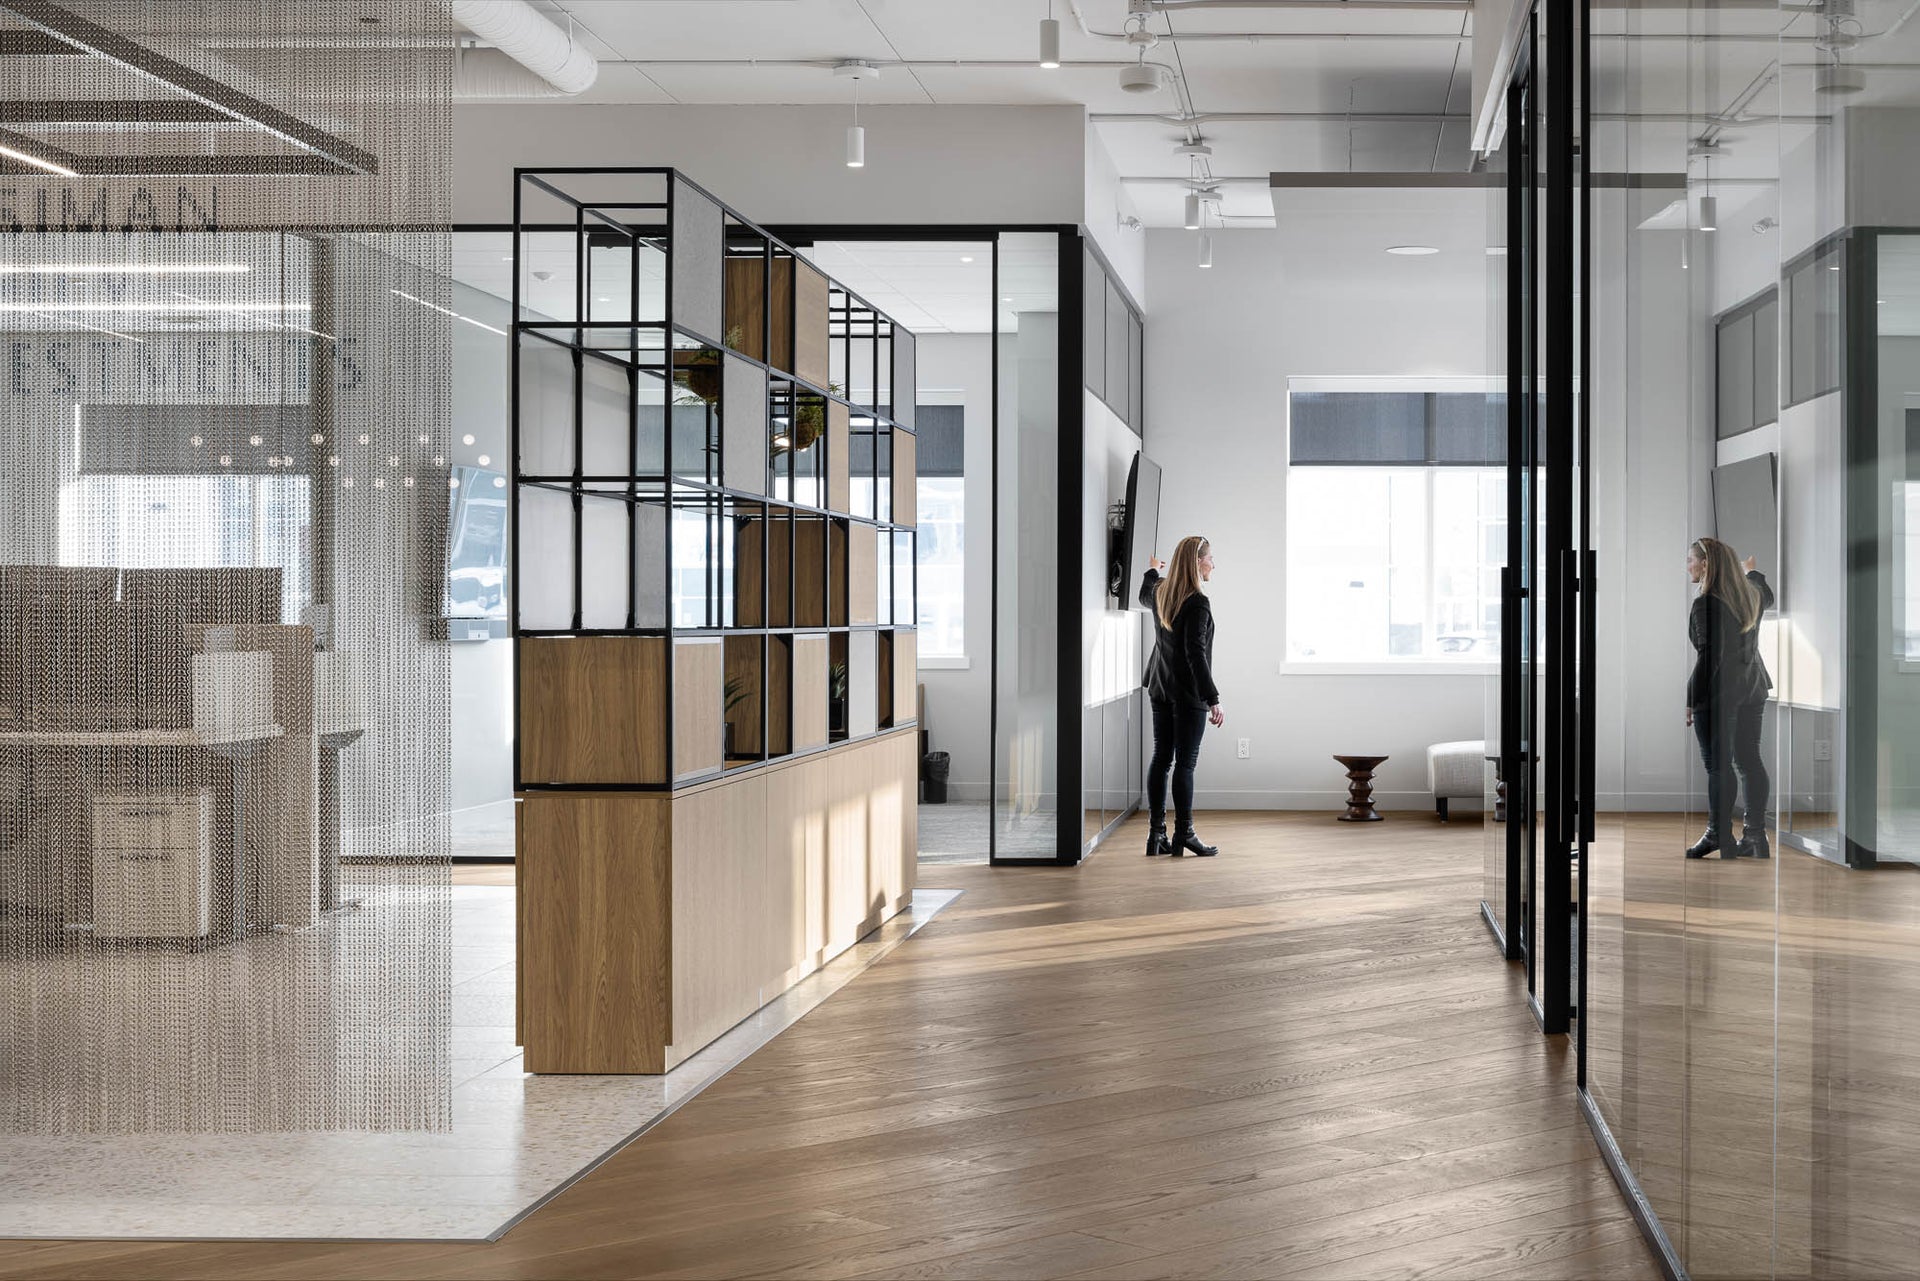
[913,406,966,657]
[1285,385,1513,665]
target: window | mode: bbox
[59,474,312,622]
[913,406,965,659]
[1285,382,1506,666]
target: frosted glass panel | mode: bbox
[672,180,724,345]
[581,357,631,477]
[518,340,575,478]
[634,500,667,628]
[517,485,574,629]
[579,493,630,630]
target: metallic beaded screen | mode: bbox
[0,2,453,1132]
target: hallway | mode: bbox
[0,813,1659,1280]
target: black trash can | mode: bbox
[922,751,950,804]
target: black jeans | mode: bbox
[1692,699,1769,839]
[1147,699,1209,831]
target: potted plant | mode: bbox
[674,326,745,407]
[828,661,848,736]
[775,382,842,461]
[723,674,752,760]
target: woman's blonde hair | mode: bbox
[1156,535,1210,631]
[1692,536,1760,633]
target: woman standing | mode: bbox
[1139,535,1224,858]
[1685,537,1775,859]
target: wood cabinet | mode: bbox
[518,729,919,1074]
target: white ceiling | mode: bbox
[466,0,1920,229]
[510,0,1478,226]
[801,239,1056,334]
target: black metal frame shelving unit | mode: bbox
[507,168,920,797]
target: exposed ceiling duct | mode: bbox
[456,46,574,99]
[446,0,597,96]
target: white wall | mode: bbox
[914,333,995,798]
[1083,127,1147,306]
[1143,197,1494,810]
[454,104,1088,226]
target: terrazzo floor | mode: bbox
[0,884,960,1241]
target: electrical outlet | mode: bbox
[1237,737,1251,759]
[1814,739,1833,762]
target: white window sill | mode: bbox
[918,655,971,670]
[1279,661,1499,677]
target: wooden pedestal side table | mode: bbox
[1334,754,1389,822]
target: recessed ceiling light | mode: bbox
[1002,296,1013,302]
[960,256,975,263]
[1486,246,1508,256]
[1386,245,1439,256]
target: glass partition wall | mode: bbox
[1581,2,1920,1277]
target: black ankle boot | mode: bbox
[1739,829,1770,860]
[1686,832,1721,859]
[1146,820,1171,857]
[1172,828,1217,858]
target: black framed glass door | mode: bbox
[1492,0,1587,1037]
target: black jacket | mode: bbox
[1140,568,1218,709]
[1687,570,1774,712]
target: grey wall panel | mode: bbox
[672,179,725,345]
[1083,243,1106,398]
[892,327,917,428]
[722,356,768,496]
[1105,277,1128,418]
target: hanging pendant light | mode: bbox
[1698,194,1717,233]
[1039,2,1061,69]
[1198,233,1213,269]
[835,61,878,169]
[1183,192,1201,231]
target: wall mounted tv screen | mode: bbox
[446,465,507,618]
[1116,451,1162,609]
[1711,453,1778,585]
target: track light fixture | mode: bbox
[1119,18,1162,93]
[1039,1,1060,68]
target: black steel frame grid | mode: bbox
[1540,0,1575,1039]
[1842,229,1881,870]
[1576,0,1597,1082]
[1711,283,1784,442]
[1493,39,1534,967]
[1076,234,1148,863]
[1780,231,1850,412]
[508,170,921,796]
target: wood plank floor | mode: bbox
[0,812,1661,1281]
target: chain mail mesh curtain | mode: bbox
[0,2,453,1132]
